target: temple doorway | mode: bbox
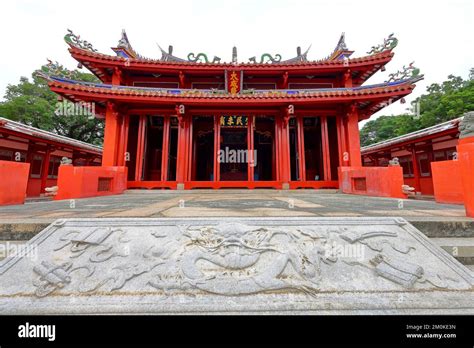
[144,116,164,181]
[220,128,248,181]
[303,117,324,181]
[191,116,214,181]
[253,116,275,181]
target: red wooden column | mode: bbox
[336,114,349,167]
[296,116,306,181]
[213,115,221,184]
[187,115,193,182]
[247,115,255,184]
[134,115,146,181]
[102,102,120,166]
[40,146,51,194]
[320,116,332,180]
[108,68,125,167]
[274,119,280,182]
[122,115,129,166]
[175,105,187,189]
[278,107,291,188]
[116,114,129,167]
[161,116,170,182]
[410,145,421,193]
[345,104,362,167]
[113,114,123,166]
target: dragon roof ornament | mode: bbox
[64,29,97,52]
[248,53,282,64]
[384,62,422,83]
[36,59,76,80]
[367,33,398,55]
[187,52,221,63]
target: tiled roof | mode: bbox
[70,46,394,70]
[361,117,462,154]
[0,116,102,154]
[48,75,418,102]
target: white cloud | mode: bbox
[0,0,472,121]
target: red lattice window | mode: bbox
[97,177,112,192]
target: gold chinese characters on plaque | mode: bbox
[226,70,242,94]
[220,116,248,128]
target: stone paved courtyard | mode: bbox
[0,190,471,224]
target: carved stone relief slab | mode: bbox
[0,217,472,314]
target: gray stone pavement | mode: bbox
[0,189,471,224]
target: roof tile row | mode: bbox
[70,46,394,69]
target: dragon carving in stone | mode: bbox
[30,221,462,297]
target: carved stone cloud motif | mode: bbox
[0,218,472,314]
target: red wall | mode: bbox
[54,166,127,200]
[0,160,30,205]
[431,160,464,204]
[458,141,474,217]
[339,166,407,199]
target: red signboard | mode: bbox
[225,70,242,94]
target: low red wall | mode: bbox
[458,142,474,217]
[431,160,464,204]
[55,166,127,200]
[0,160,30,206]
[339,166,406,199]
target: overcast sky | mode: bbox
[0,0,472,121]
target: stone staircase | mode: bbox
[431,237,474,270]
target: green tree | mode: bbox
[360,115,420,147]
[0,65,104,145]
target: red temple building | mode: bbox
[39,30,423,190]
[361,117,462,196]
[0,117,101,197]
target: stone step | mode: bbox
[431,237,474,258]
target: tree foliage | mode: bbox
[360,70,474,147]
[0,65,104,145]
